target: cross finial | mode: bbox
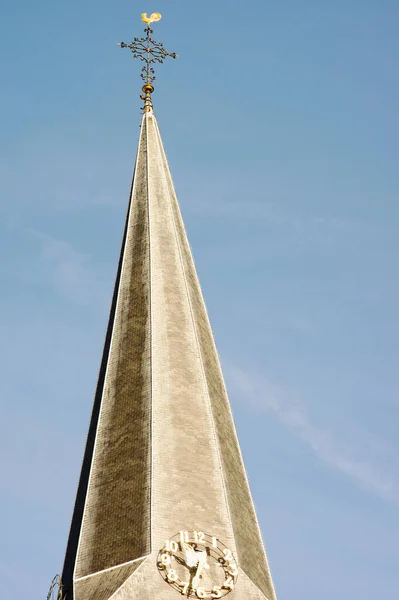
[118,13,177,113]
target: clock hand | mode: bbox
[187,569,196,598]
[192,552,208,589]
[182,542,198,568]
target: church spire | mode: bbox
[118,13,177,113]
[58,13,277,600]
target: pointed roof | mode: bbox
[61,102,276,600]
[61,106,277,600]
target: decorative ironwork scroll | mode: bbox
[119,13,177,89]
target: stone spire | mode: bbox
[59,15,277,600]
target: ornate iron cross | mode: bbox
[118,13,177,110]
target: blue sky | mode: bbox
[1,1,399,598]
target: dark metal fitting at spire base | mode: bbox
[47,574,63,600]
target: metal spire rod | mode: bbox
[118,13,177,112]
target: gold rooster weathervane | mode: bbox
[118,12,177,112]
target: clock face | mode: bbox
[157,530,238,598]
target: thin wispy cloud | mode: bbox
[24,227,110,307]
[228,366,399,504]
[0,141,128,217]
[189,193,397,237]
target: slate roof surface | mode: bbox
[61,109,277,600]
